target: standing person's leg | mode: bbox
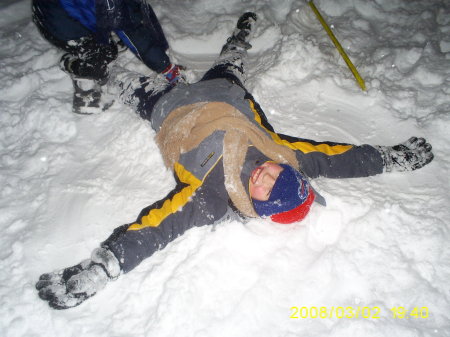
[32,0,118,80]
[59,37,118,114]
[32,0,90,47]
[201,12,257,88]
[32,0,118,114]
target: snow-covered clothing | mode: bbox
[102,74,384,273]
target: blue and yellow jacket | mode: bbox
[104,78,384,273]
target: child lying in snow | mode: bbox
[36,13,434,309]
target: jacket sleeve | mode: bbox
[274,133,384,179]
[102,161,233,273]
[246,94,384,179]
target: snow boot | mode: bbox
[376,137,434,172]
[221,12,257,54]
[60,53,114,115]
[71,77,115,115]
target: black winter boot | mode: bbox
[60,53,114,114]
[376,137,434,172]
[221,12,257,54]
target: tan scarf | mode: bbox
[155,101,300,217]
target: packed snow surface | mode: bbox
[0,0,449,336]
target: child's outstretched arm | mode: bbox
[276,133,433,179]
[36,163,233,309]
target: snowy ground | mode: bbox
[1,0,449,336]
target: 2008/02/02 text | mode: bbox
[290,306,429,319]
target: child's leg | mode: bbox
[109,67,173,121]
[201,12,257,88]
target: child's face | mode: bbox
[249,161,284,201]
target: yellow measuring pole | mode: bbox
[308,1,366,91]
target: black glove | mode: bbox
[376,137,434,172]
[36,248,120,310]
